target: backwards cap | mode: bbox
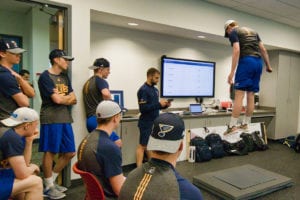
[147,113,185,153]
[224,19,236,38]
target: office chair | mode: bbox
[72,162,105,200]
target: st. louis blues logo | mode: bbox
[157,123,174,138]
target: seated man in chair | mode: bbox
[77,100,126,199]
[119,113,203,200]
[0,107,43,200]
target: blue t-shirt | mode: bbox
[0,128,24,200]
[0,65,22,120]
[0,129,24,162]
[137,83,162,126]
[77,130,122,198]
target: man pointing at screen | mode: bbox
[136,67,171,167]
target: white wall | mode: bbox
[91,23,233,109]
[48,0,300,180]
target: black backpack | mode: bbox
[190,137,212,162]
[294,134,300,153]
[240,132,255,152]
[205,133,226,158]
[222,139,248,156]
[251,131,268,151]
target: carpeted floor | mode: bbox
[61,140,299,200]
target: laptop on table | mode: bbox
[189,104,203,115]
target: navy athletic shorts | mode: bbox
[138,121,153,146]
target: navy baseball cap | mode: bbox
[147,113,185,153]
[0,38,26,54]
[89,58,110,70]
[49,49,74,61]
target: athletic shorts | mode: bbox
[138,121,153,146]
[0,169,14,200]
[234,56,263,93]
[39,123,76,153]
[86,115,97,133]
[86,115,120,142]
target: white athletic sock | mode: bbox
[229,117,238,128]
[44,177,54,190]
[243,116,251,125]
[52,172,59,182]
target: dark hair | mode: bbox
[19,69,30,76]
[147,68,160,77]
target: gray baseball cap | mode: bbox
[96,100,122,119]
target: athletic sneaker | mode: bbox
[224,126,238,135]
[43,186,66,199]
[54,184,68,193]
[239,124,248,130]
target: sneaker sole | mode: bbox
[43,194,66,200]
[55,186,68,193]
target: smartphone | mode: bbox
[167,98,174,102]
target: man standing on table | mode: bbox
[223,20,272,135]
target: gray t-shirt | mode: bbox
[38,70,73,124]
[229,26,262,58]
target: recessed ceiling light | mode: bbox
[197,35,206,39]
[128,22,139,26]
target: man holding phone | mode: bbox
[136,67,171,167]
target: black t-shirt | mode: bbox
[82,76,109,118]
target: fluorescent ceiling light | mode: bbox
[128,22,138,26]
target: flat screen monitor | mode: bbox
[161,56,215,98]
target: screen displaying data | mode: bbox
[161,56,215,97]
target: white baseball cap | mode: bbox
[1,107,39,127]
[224,19,236,38]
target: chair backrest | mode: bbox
[72,162,105,200]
